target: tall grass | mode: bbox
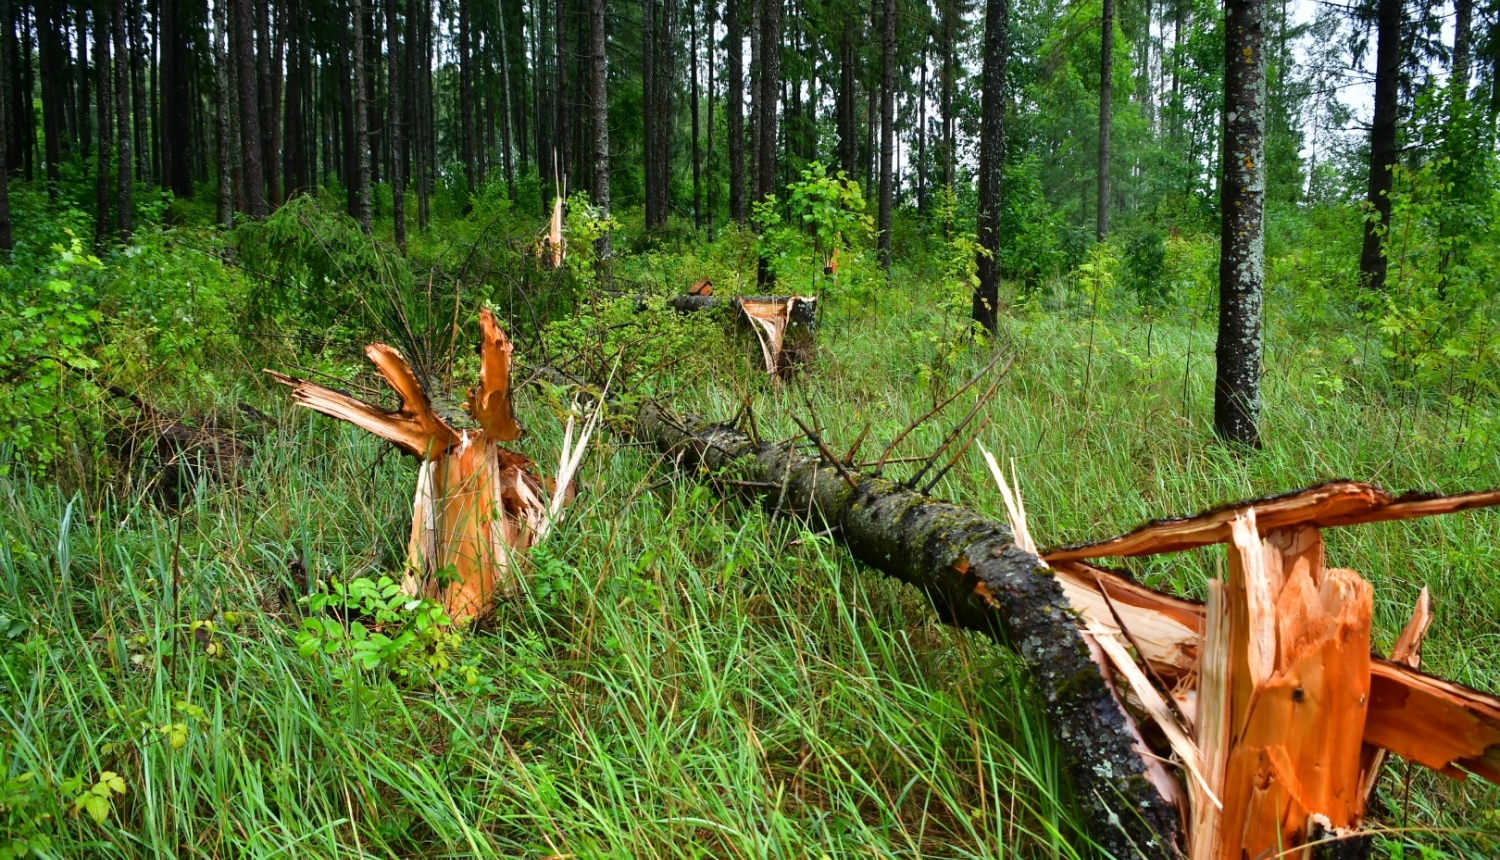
[2,251,1498,858]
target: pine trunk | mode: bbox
[691,0,701,230]
[0,2,10,253]
[727,0,744,223]
[214,0,233,225]
[876,0,893,269]
[387,0,405,249]
[1357,0,1398,290]
[838,18,853,178]
[556,0,569,191]
[589,0,609,259]
[1213,0,1266,447]
[498,0,516,200]
[234,0,265,216]
[973,0,1007,333]
[459,0,475,197]
[38,0,61,195]
[114,0,134,238]
[757,0,777,208]
[352,0,372,233]
[1096,0,1112,241]
[94,0,114,244]
[161,0,193,198]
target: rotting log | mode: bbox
[268,310,556,622]
[632,401,1185,859]
[619,395,1500,859]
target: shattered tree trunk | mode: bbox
[665,293,818,375]
[633,402,1184,858]
[627,399,1500,859]
[269,310,552,622]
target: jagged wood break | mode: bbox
[267,309,549,621]
[620,393,1500,860]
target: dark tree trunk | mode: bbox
[498,0,516,201]
[705,0,715,234]
[161,0,193,198]
[283,0,306,195]
[555,0,569,191]
[642,0,656,220]
[1358,0,1399,290]
[941,0,953,189]
[972,0,1007,333]
[691,0,701,230]
[727,0,744,222]
[917,38,927,215]
[876,0,894,269]
[1096,0,1112,241]
[387,0,405,248]
[838,17,854,178]
[95,0,115,244]
[589,0,608,258]
[643,0,672,230]
[1213,0,1266,447]
[77,3,90,161]
[234,0,265,216]
[1452,0,1472,97]
[268,0,284,204]
[129,0,147,186]
[756,0,776,204]
[214,0,233,224]
[0,1,11,253]
[459,0,475,197]
[114,0,133,238]
[630,400,1183,860]
[352,0,371,232]
[38,0,62,196]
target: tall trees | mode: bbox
[973,0,1008,333]
[727,0,745,223]
[235,0,266,217]
[756,0,777,207]
[643,0,674,230]
[97,0,115,240]
[351,0,371,232]
[1214,0,1267,447]
[114,0,133,237]
[691,0,702,229]
[0,6,10,253]
[876,0,894,269]
[1096,0,1112,240]
[388,0,406,248]
[214,0,233,226]
[161,0,193,198]
[1358,0,1400,290]
[589,0,609,257]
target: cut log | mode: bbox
[632,402,1184,858]
[269,310,558,621]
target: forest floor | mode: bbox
[3,228,1499,859]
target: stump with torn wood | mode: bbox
[623,396,1500,859]
[664,293,818,376]
[267,310,592,622]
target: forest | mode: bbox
[1,0,1500,852]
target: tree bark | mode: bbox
[387,0,405,249]
[1452,0,1472,96]
[114,0,134,239]
[917,38,927,215]
[589,0,610,259]
[459,0,475,197]
[756,0,777,206]
[941,0,953,190]
[234,0,265,216]
[876,0,894,269]
[352,0,372,233]
[1358,0,1398,291]
[643,0,657,223]
[630,400,1182,859]
[76,3,90,161]
[706,0,715,235]
[38,0,62,196]
[727,0,744,222]
[838,17,854,178]
[973,0,1008,333]
[0,2,11,253]
[214,0,233,225]
[498,0,517,200]
[556,0,570,191]
[161,0,193,198]
[1213,0,1266,448]
[691,0,702,230]
[1096,0,1112,241]
[93,0,114,244]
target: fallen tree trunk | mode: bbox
[633,401,1185,858]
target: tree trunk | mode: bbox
[917,38,927,215]
[459,0,475,197]
[38,0,62,196]
[556,0,569,191]
[706,0,715,235]
[283,0,305,195]
[114,0,133,238]
[96,0,115,243]
[129,0,148,186]
[629,399,1182,858]
[1358,0,1398,291]
[1096,0,1112,241]
[691,0,702,230]
[76,3,89,161]
[234,0,265,216]
[161,0,193,198]
[642,0,657,224]
[876,0,894,269]
[727,0,744,223]
[1452,0,1472,96]
[214,0,233,225]
[589,0,609,259]
[941,0,953,190]
[757,0,777,205]
[973,0,1007,333]
[498,0,516,201]
[0,2,11,253]
[1213,0,1266,448]
[352,0,372,233]
[838,17,854,178]
[387,0,405,249]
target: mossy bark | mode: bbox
[635,402,1182,858]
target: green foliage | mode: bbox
[296,575,464,681]
[0,749,53,859]
[61,771,126,827]
[755,163,876,296]
[1123,228,1168,308]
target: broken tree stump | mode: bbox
[609,390,1500,859]
[268,310,556,622]
[664,294,818,376]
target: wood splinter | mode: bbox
[268,309,578,622]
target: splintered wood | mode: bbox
[268,310,558,622]
[1034,481,1500,859]
[739,296,815,375]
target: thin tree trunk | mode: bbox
[38,0,61,197]
[388,0,405,248]
[129,0,148,186]
[1452,0,1472,96]
[1357,0,1398,291]
[269,0,284,204]
[556,0,569,191]
[77,3,90,160]
[1214,0,1266,447]
[161,0,193,198]
[352,0,371,232]
[706,0,715,235]
[838,17,853,177]
[1097,0,1112,241]
[691,0,701,229]
[727,0,744,222]
[917,37,926,215]
[235,0,265,216]
[757,0,777,205]
[876,0,894,269]
[459,0,475,196]
[0,0,12,253]
[497,0,516,200]
[643,0,656,222]
[214,0,233,225]
[589,0,608,258]
[941,0,952,189]
[114,0,133,239]
[972,0,1007,333]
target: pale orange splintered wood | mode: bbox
[1044,481,1500,562]
[739,296,814,375]
[1358,588,1432,801]
[689,279,713,296]
[270,309,554,622]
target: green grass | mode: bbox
[3,242,1499,858]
